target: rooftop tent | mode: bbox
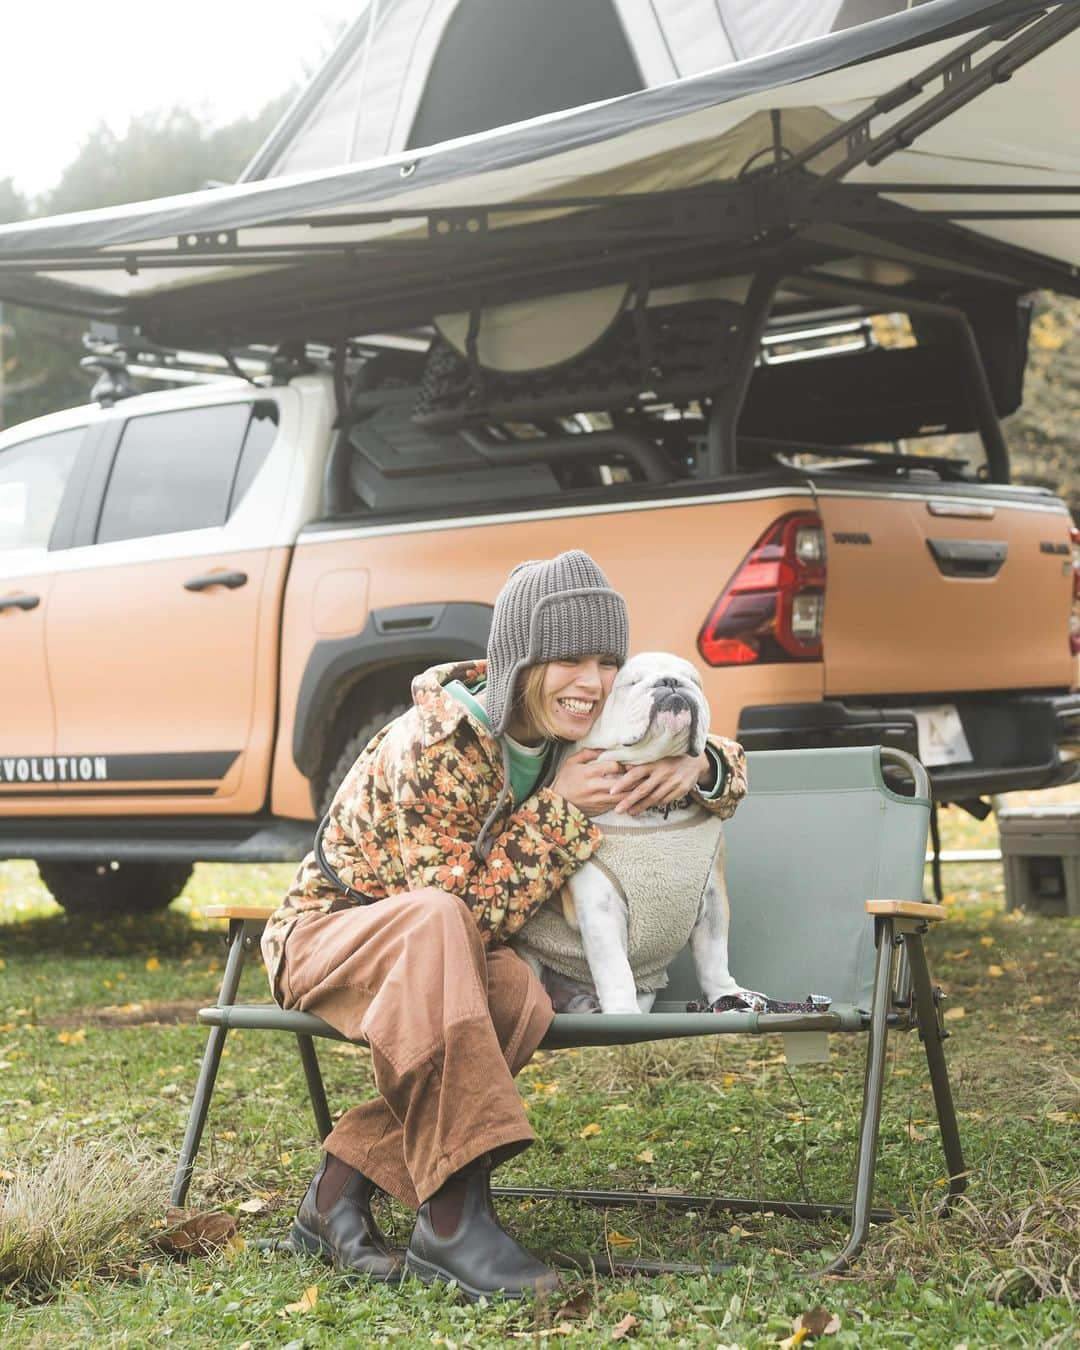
[1,0,1079,354]
[239,0,897,183]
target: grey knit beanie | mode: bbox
[485,550,629,735]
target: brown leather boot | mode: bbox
[290,1154,402,1282]
[406,1156,559,1300]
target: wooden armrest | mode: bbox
[866,900,947,921]
[202,905,275,921]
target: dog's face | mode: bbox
[580,651,709,764]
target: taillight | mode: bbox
[1070,527,1080,656]
[698,512,826,666]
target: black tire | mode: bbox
[37,860,194,916]
[318,703,411,817]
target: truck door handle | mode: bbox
[184,570,248,592]
[0,592,40,612]
[926,538,1007,579]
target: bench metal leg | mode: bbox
[811,915,895,1277]
[170,923,248,1208]
[295,1034,333,1141]
[905,930,967,1208]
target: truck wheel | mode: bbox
[319,703,411,817]
[37,861,194,916]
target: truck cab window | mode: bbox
[0,428,83,551]
[96,403,253,544]
[229,401,279,512]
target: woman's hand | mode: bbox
[609,751,711,816]
[550,748,627,817]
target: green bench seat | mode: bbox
[172,746,965,1275]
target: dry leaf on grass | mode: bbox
[943,1006,966,1021]
[555,1290,593,1320]
[579,1122,602,1138]
[611,1312,641,1339]
[281,1284,319,1316]
[781,1307,842,1344]
[606,1231,637,1248]
[237,1197,267,1214]
[510,1325,574,1339]
[156,1207,238,1259]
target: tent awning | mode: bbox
[2,0,1079,347]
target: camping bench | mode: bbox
[171,746,966,1275]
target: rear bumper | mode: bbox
[738,691,1080,801]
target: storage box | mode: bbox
[998,805,1080,918]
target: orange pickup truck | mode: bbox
[1,299,1078,915]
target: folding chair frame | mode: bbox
[171,902,965,1276]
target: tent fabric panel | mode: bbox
[406,0,644,152]
[0,22,997,256]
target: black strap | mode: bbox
[314,809,370,905]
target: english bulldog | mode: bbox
[513,651,761,1014]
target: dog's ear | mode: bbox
[688,699,710,758]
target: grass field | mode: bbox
[1,795,1077,1348]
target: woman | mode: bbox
[261,550,746,1298]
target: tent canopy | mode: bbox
[1,0,1079,349]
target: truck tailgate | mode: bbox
[815,487,1075,696]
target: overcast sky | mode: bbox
[1,2,363,199]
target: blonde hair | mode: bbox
[512,664,564,742]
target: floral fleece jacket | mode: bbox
[261,660,748,999]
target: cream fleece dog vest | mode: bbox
[516,808,724,993]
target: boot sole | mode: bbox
[404,1249,548,1301]
[289,1219,403,1283]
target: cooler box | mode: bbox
[998,805,1080,918]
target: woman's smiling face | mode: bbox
[539,656,619,740]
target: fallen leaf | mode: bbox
[556,1290,592,1321]
[0,1167,15,1181]
[579,1122,602,1138]
[160,1084,180,1099]
[798,1307,842,1336]
[778,1329,809,1349]
[279,1152,292,1166]
[979,936,994,947]
[56,1028,87,1045]
[635,1149,655,1163]
[611,1312,641,1339]
[905,1121,927,1143]
[943,1006,966,1021]
[987,965,1004,978]
[607,1230,637,1248]
[237,1197,267,1214]
[944,949,970,961]
[281,1285,319,1316]
[145,957,162,972]
[156,1208,238,1258]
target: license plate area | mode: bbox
[914,704,973,767]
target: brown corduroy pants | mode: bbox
[279,889,554,1209]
